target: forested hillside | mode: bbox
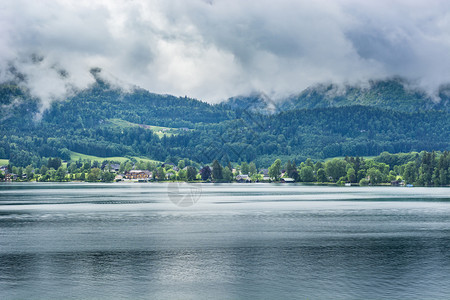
[279,78,449,112]
[1,77,449,167]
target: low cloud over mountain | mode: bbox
[2,0,450,104]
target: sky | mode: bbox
[1,0,450,105]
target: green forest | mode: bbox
[0,74,449,186]
[2,151,449,187]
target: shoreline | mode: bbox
[1,181,446,187]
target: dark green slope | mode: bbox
[0,79,449,167]
[175,105,449,164]
[0,80,235,165]
[50,81,232,128]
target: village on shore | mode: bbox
[1,159,291,184]
[4,151,448,186]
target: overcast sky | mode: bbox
[1,0,450,104]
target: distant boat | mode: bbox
[406,184,413,187]
[345,183,351,186]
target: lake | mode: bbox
[0,183,449,299]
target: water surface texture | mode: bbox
[1,183,449,299]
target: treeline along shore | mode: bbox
[1,151,449,187]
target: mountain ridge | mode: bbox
[223,78,449,114]
[0,76,449,167]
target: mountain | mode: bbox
[0,77,449,167]
[221,93,279,114]
[223,78,450,113]
[280,78,449,112]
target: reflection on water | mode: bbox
[0,183,449,299]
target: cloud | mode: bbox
[1,0,450,104]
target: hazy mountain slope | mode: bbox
[221,93,278,114]
[226,78,450,114]
[280,78,449,112]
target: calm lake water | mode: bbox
[0,183,449,299]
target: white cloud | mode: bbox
[1,0,450,103]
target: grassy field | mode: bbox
[0,159,9,166]
[106,119,186,138]
[69,151,161,164]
